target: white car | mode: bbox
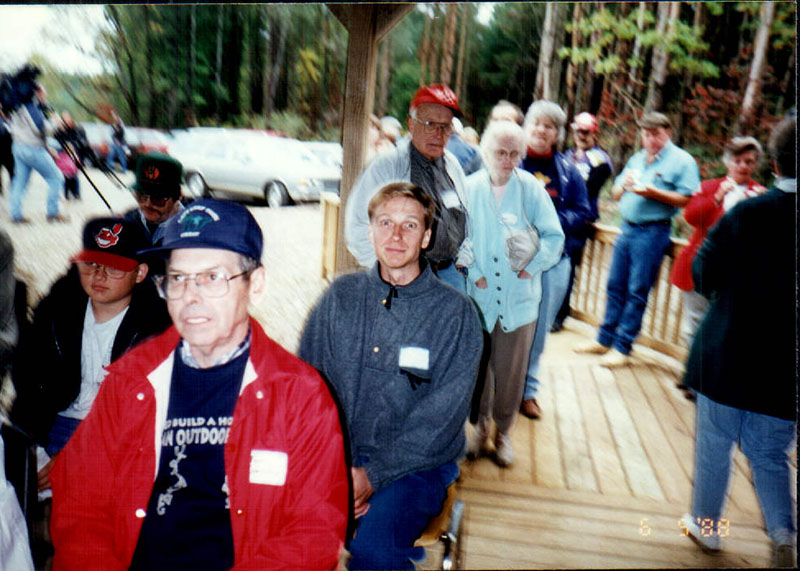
[171,129,339,206]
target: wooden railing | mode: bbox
[570,223,689,361]
[320,202,690,361]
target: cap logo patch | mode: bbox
[95,223,123,248]
[178,205,221,237]
[144,166,160,182]
[432,86,457,106]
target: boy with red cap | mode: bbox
[11,217,170,489]
[345,83,472,292]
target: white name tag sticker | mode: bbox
[249,449,288,486]
[399,346,430,370]
[441,189,460,209]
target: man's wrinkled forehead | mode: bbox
[413,102,454,121]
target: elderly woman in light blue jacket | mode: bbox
[464,120,564,467]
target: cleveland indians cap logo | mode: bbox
[95,224,123,248]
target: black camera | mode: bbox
[0,64,42,115]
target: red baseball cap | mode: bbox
[73,218,149,272]
[410,84,463,118]
[571,112,599,133]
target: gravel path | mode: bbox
[1,167,329,353]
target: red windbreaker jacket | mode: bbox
[50,319,348,570]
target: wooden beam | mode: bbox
[325,3,413,274]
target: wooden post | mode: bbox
[327,4,412,276]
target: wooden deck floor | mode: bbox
[444,319,795,569]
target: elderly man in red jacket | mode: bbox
[50,199,348,571]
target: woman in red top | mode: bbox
[671,137,766,391]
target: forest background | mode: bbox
[7,2,798,228]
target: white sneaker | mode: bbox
[466,418,489,459]
[680,513,722,552]
[599,349,631,368]
[495,432,514,467]
[573,340,611,355]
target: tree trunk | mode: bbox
[739,2,775,133]
[143,6,156,126]
[107,5,140,124]
[644,1,680,112]
[454,4,468,102]
[377,37,391,116]
[418,12,432,86]
[189,4,197,122]
[534,2,563,101]
[440,3,458,86]
[428,6,442,84]
[564,2,584,120]
[215,5,224,122]
[676,2,704,144]
[628,2,647,91]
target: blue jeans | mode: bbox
[107,142,127,172]
[597,222,671,354]
[524,255,570,400]
[9,142,64,220]
[45,415,82,458]
[348,462,459,570]
[692,394,797,545]
[432,263,466,293]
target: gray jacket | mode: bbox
[298,262,483,492]
[344,139,470,267]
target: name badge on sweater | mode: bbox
[249,449,288,486]
[399,346,429,370]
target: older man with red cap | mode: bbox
[551,112,615,332]
[345,84,470,291]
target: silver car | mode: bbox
[173,129,339,207]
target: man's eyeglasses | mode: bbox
[494,149,521,162]
[575,129,593,136]
[153,270,251,300]
[135,192,172,208]
[76,261,129,280]
[411,117,453,136]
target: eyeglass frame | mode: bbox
[152,269,252,300]
[410,116,454,136]
[134,191,175,208]
[75,260,132,280]
[493,149,522,162]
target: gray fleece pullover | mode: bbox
[299,262,483,492]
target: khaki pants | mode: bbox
[478,321,535,435]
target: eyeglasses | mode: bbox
[76,261,129,279]
[575,129,593,136]
[135,192,172,208]
[493,149,521,162]
[153,270,251,300]
[411,117,453,136]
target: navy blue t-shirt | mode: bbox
[130,347,248,570]
[522,153,561,206]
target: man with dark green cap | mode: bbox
[124,152,185,246]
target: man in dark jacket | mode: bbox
[11,217,170,486]
[300,182,483,570]
[680,115,796,568]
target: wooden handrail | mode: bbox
[570,223,689,361]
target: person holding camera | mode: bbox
[7,80,65,223]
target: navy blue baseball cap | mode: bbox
[140,198,263,261]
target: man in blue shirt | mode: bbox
[575,112,700,367]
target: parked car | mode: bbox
[172,129,340,206]
[79,122,170,170]
[303,141,343,172]
[126,127,170,166]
